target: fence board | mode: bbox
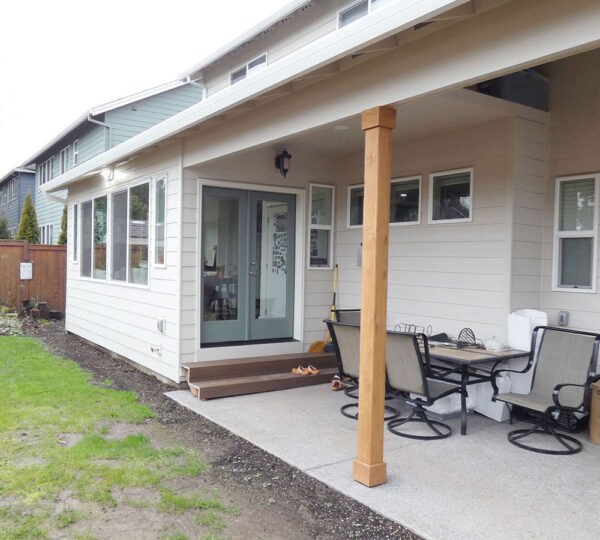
[0,240,66,313]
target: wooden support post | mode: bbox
[353,106,396,488]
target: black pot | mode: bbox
[49,310,62,320]
[22,299,30,308]
[37,302,48,311]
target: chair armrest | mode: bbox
[490,357,533,398]
[552,383,586,411]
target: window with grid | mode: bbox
[554,175,599,291]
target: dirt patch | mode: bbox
[28,320,419,539]
[58,433,83,448]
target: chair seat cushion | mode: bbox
[426,378,460,400]
[495,391,552,412]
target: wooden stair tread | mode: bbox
[183,352,336,382]
[188,367,338,400]
[189,367,338,387]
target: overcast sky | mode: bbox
[0,0,291,177]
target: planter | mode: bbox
[22,299,30,308]
[37,302,48,311]
[31,308,40,320]
[49,310,62,320]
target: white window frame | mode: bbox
[338,0,392,28]
[390,175,421,227]
[9,178,17,201]
[39,223,54,245]
[72,139,79,166]
[108,178,151,288]
[153,174,168,267]
[229,52,267,85]
[428,167,474,224]
[347,183,364,229]
[552,173,599,294]
[308,183,335,270]
[60,146,70,174]
[72,203,79,263]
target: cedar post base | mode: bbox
[352,459,387,487]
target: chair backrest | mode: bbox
[531,327,600,408]
[334,309,361,325]
[326,320,360,380]
[385,331,428,397]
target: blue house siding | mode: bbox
[28,82,202,243]
[106,84,203,146]
[0,171,35,237]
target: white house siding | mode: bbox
[65,142,183,382]
[203,0,340,97]
[541,49,600,332]
[335,118,514,340]
[186,146,338,359]
[509,116,548,312]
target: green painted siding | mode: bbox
[106,84,203,147]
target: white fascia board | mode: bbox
[0,166,36,183]
[42,0,467,193]
[178,0,312,79]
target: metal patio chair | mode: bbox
[334,309,361,325]
[491,326,600,455]
[325,320,398,421]
[386,331,462,440]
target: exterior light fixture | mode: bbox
[100,167,114,181]
[275,149,292,178]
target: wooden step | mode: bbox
[183,352,336,383]
[189,367,338,400]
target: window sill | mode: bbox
[552,286,596,294]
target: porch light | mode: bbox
[275,149,292,178]
[100,167,114,181]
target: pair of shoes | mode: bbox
[291,365,320,376]
[331,375,347,391]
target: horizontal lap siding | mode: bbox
[65,144,182,382]
[541,50,600,332]
[106,85,203,147]
[335,119,512,339]
[510,117,547,311]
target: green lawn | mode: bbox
[0,336,230,539]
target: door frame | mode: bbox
[196,178,306,360]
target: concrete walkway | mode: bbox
[166,386,600,539]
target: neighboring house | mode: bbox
[23,80,204,244]
[0,167,35,238]
[40,0,600,383]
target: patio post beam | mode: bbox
[353,105,396,488]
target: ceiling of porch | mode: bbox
[284,88,547,155]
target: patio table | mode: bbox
[426,346,529,436]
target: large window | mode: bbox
[39,156,55,185]
[80,201,92,277]
[230,53,267,85]
[109,181,150,285]
[338,0,394,28]
[39,224,54,245]
[429,169,473,223]
[73,204,78,262]
[72,140,79,166]
[309,184,334,269]
[553,174,599,292]
[347,176,422,228]
[93,196,107,279]
[154,176,166,265]
[60,146,70,174]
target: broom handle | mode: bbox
[330,264,338,321]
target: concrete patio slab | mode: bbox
[166,386,600,540]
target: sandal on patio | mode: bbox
[292,366,309,375]
[307,365,320,375]
[331,376,347,391]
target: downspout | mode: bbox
[86,114,111,150]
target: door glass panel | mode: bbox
[93,196,107,279]
[203,195,240,322]
[255,199,289,320]
[111,190,127,281]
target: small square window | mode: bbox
[390,178,420,224]
[429,169,473,223]
[339,0,369,27]
[230,66,247,85]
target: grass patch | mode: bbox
[197,509,226,531]
[0,336,210,537]
[158,489,226,513]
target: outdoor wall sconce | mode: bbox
[275,149,292,178]
[100,167,114,181]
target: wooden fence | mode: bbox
[0,240,66,313]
